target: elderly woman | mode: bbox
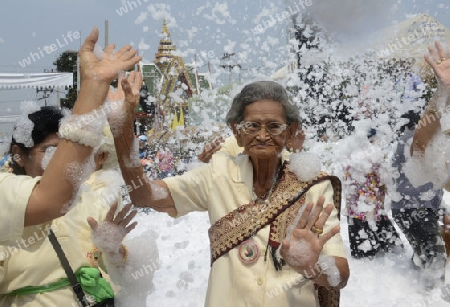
[112,78,350,306]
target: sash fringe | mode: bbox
[266,243,285,271]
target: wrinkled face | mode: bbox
[233,99,291,159]
[18,133,60,177]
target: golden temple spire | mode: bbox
[155,19,176,67]
[162,19,170,37]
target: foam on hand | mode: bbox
[284,238,313,267]
[93,43,104,60]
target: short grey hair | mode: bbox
[225,81,301,127]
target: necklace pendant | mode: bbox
[238,239,260,265]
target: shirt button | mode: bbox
[257,277,264,286]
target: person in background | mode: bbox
[155,146,175,179]
[0,155,12,173]
[390,110,446,290]
[0,108,137,306]
[343,127,402,258]
[138,135,148,159]
[0,27,141,244]
[395,59,423,103]
[0,153,10,169]
[411,41,450,184]
[410,40,450,297]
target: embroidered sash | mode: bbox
[208,162,342,265]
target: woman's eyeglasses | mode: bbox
[237,121,287,136]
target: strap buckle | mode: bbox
[84,294,97,306]
[73,283,91,307]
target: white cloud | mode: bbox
[135,12,148,24]
[148,4,175,23]
[223,40,236,54]
[203,2,236,25]
[138,38,150,51]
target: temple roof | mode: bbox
[155,19,176,66]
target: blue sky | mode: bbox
[1,0,291,76]
[0,0,449,129]
[1,0,449,76]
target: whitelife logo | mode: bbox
[18,31,80,68]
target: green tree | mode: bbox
[54,50,78,109]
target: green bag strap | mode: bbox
[6,267,114,303]
[6,279,71,296]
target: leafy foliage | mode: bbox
[54,51,78,109]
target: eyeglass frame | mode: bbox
[236,121,288,136]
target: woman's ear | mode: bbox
[286,122,299,141]
[11,145,24,167]
[231,123,243,147]
[286,123,304,152]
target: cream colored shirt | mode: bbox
[164,153,347,307]
[0,173,40,244]
[0,169,121,307]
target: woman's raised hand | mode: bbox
[425,41,450,90]
[106,71,143,136]
[79,27,142,84]
[280,196,340,276]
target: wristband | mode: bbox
[303,265,323,281]
[58,111,106,147]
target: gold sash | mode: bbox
[208,162,342,265]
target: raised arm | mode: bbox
[108,72,177,215]
[411,41,450,156]
[25,28,141,226]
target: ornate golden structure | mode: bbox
[139,19,212,131]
